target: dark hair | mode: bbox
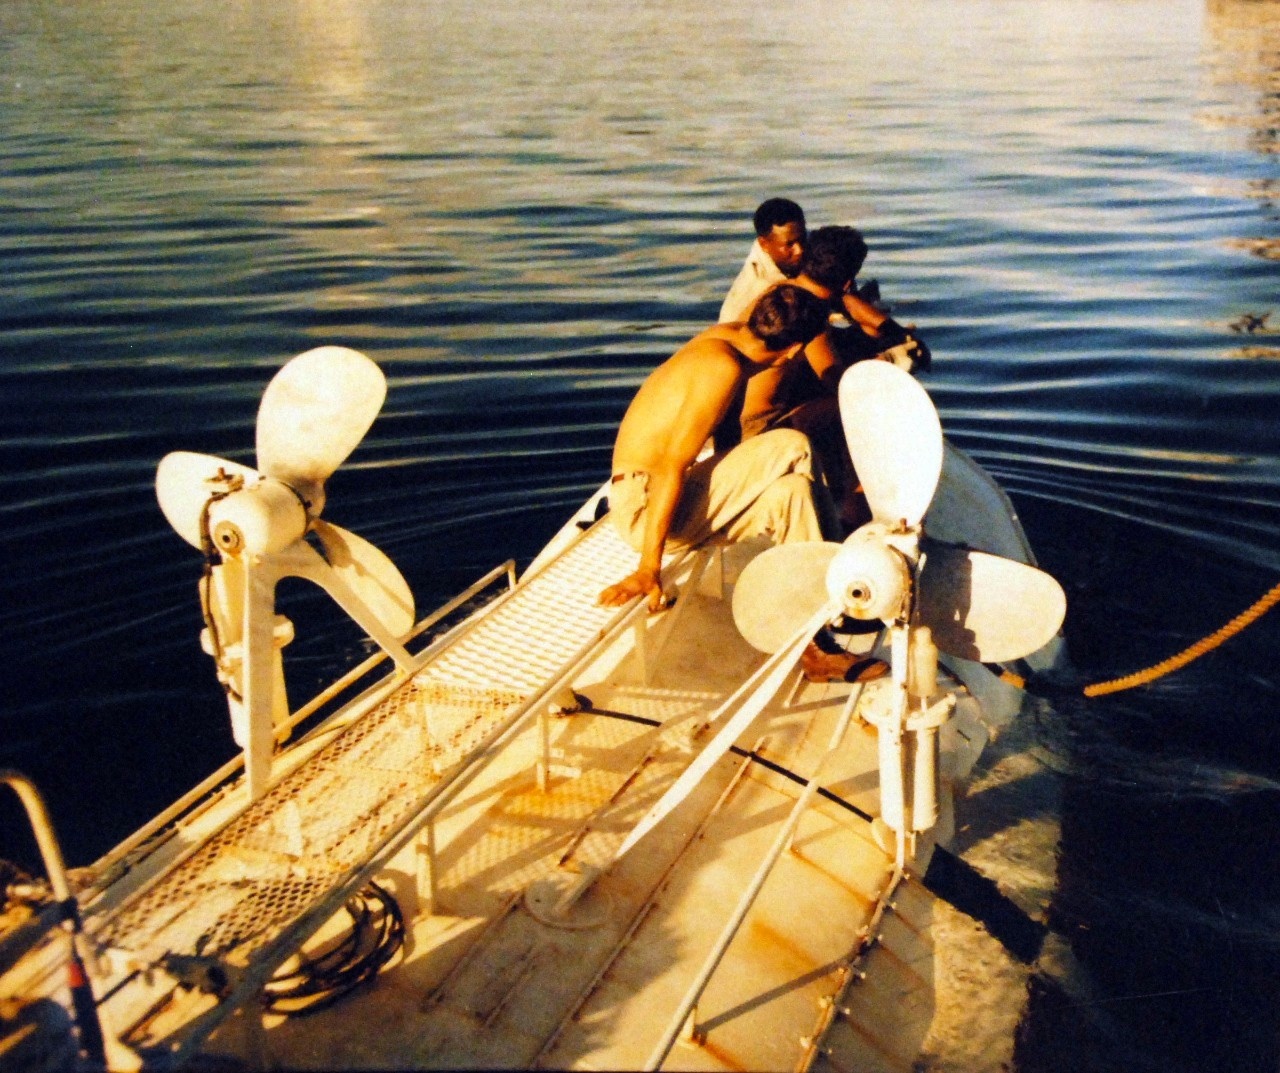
[747,284,829,350]
[799,225,868,292]
[752,198,806,238]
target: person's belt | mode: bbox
[611,470,645,484]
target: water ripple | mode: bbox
[0,0,1278,941]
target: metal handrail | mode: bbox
[85,517,678,1064]
[1,771,140,1070]
[1,772,72,905]
[83,559,517,893]
[162,569,657,1067]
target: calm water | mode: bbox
[2,0,1279,1068]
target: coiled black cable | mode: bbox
[261,881,405,1017]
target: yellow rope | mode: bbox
[997,578,1280,697]
[1082,577,1280,697]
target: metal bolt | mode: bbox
[212,522,244,553]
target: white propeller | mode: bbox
[601,360,1069,878]
[733,533,1065,665]
[155,348,411,620]
[915,543,1066,664]
[839,358,943,529]
[155,451,262,551]
[734,361,1065,664]
[154,347,415,798]
[311,518,415,639]
[697,360,1066,862]
[732,542,843,654]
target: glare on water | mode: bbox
[0,1,1278,1069]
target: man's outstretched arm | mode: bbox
[599,346,741,612]
[598,463,683,611]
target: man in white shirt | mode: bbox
[721,224,933,534]
[718,198,807,324]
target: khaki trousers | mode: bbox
[609,428,837,554]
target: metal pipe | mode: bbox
[533,734,767,1068]
[644,670,874,1070]
[167,594,658,1067]
[1,771,140,1070]
[286,559,516,729]
[2,771,72,904]
[794,865,906,1073]
[93,530,669,887]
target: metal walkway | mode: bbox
[87,517,661,1056]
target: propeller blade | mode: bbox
[255,347,386,504]
[917,544,1067,663]
[156,451,260,549]
[732,542,841,652]
[311,520,415,638]
[838,359,943,528]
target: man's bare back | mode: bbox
[612,328,754,480]
[599,286,831,611]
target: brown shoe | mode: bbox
[801,641,890,684]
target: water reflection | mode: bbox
[1012,11,1280,1071]
[1205,0,1280,151]
[1205,0,1280,341]
[0,0,1278,1068]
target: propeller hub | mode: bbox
[287,478,326,519]
[206,480,308,558]
[826,531,912,622]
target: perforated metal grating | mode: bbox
[423,523,643,694]
[91,521,643,966]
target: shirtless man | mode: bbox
[598,285,834,612]
[733,226,929,430]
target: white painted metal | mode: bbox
[311,519,416,639]
[155,452,259,550]
[610,600,833,862]
[838,360,943,529]
[644,678,871,1070]
[206,537,419,798]
[1,773,141,1072]
[827,524,913,621]
[0,493,1041,1072]
[2,351,1069,1073]
[917,544,1067,663]
[254,346,386,516]
[205,479,308,557]
[82,522,666,1022]
[731,541,840,653]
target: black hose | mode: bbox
[261,881,405,1017]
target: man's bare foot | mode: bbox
[801,641,890,683]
